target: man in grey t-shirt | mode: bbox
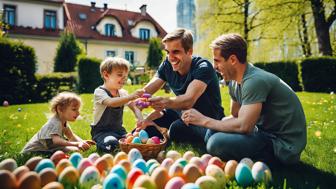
[182,34,306,164]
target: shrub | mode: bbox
[146,37,163,69]
[34,72,77,102]
[0,39,37,104]
[254,61,302,91]
[78,56,102,93]
[301,57,336,92]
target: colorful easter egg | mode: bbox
[88,153,100,164]
[113,151,128,165]
[133,175,156,189]
[168,162,184,178]
[251,161,272,183]
[183,164,203,183]
[175,158,188,167]
[118,159,132,173]
[161,158,174,170]
[183,151,195,162]
[164,176,185,189]
[0,170,16,189]
[35,159,55,173]
[146,138,155,144]
[235,163,253,187]
[200,154,212,168]
[139,130,149,143]
[78,158,93,175]
[101,154,114,169]
[240,157,253,169]
[150,166,169,189]
[55,159,72,176]
[208,157,225,169]
[195,176,219,189]
[127,168,143,189]
[146,159,159,169]
[148,162,160,175]
[18,171,41,189]
[41,181,64,189]
[25,156,42,171]
[58,166,79,187]
[157,151,166,163]
[205,165,226,188]
[13,165,29,181]
[166,150,181,161]
[69,152,83,168]
[151,136,161,144]
[224,160,238,180]
[132,137,142,144]
[126,136,135,144]
[79,166,100,189]
[128,148,143,163]
[94,157,109,176]
[189,157,205,173]
[39,168,57,187]
[110,165,127,181]
[133,159,148,174]
[0,158,17,172]
[103,173,124,189]
[50,151,67,166]
[181,183,200,189]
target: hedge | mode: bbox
[0,39,37,104]
[301,57,336,92]
[254,61,302,91]
[78,56,102,93]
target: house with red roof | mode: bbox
[1,0,167,73]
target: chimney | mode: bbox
[140,4,147,16]
[91,2,96,11]
[104,3,108,10]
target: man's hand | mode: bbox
[136,119,156,131]
[78,141,90,151]
[182,108,208,126]
[84,140,96,146]
[148,96,171,111]
[129,89,145,100]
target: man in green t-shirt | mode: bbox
[182,34,306,164]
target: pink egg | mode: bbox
[164,177,185,189]
[151,136,160,144]
[161,158,174,170]
[78,158,93,175]
[50,151,68,166]
[88,153,100,163]
[200,154,212,167]
[189,157,205,173]
[208,156,225,169]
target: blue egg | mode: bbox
[132,137,142,144]
[252,161,272,183]
[110,165,127,181]
[133,159,148,174]
[128,148,143,163]
[103,173,124,189]
[181,183,201,189]
[34,159,55,173]
[139,130,149,143]
[235,163,253,187]
[69,152,83,168]
[175,158,188,167]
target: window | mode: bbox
[139,28,150,40]
[44,10,57,29]
[106,50,116,57]
[105,24,115,37]
[125,51,134,64]
[3,5,16,26]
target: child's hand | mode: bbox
[78,141,90,151]
[130,89,145,100]
[84,140,96,146]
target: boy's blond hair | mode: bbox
[100,57,130,80]
[50,92,81,114]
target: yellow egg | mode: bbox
[183,164,202,183]
[118,159,131,173]
[195,175,219,189]
[205,165,226,188]
[42,181,64,189]
[133,175,156,189]
[168,163,184,178]
[0,158,17,172]
[224,160,238,180]
[150,167,169,189]
[25,156,43,171]
[55,159,72,176]
[13,166,30,181]
[58,166,79,187]
[18,171,41,189]
[39,168,57,187]
[0,170,17,189]
[166,150,181,161]
[101,154,114,169]
[182,151,195,162]
[113,152,128,165]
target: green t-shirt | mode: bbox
[228,63,307,164]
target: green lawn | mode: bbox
[0,85,335,188]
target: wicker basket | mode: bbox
[119,126,168,160]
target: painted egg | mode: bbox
[39,168,57,187]
[148,162,160,175]
[142,93,152,98]
[0,170,16,189]
[156,151,166,163]
[113,151,128,165]
[240,157,254,169]
[94,157,109,176]
[133,131,140,137]
[101,154,114,169]
[18,171,41,189]
[78,158,93,175]
[35,159,55,173]
[175,158,188,167]
[150,167,169,189]
[13,165,29,181]
[132,137,142,144]
[110,165,127,181]
[69,152,83,168]
[58,166,79,187]
[126,136,135,144]
[118,159,132,173]
[0,158,17,172]
[139,130,149,143]
[224,160,238,180]
[133,175,156,189]
[251,161,272,183]
[146,138,155,144]
[127,168,143,189]
[25,156,42,171]
[55,159,71,176]
[91,184,102,189]
[168,162,184,178]
[161,158,174,170]
[50,150,67,166]
[128,148,143,163]
[235,163,253,187]
[79,166,100,189]
[183,164,203,183]
[205,165,226,188]
[133,159,148,174]
[166,150,181,161]
[208,157,225,169]
[41,181,64,189]
[103,173,124,189]
[195,175,219,189]
[200,154,212,168]
[164,176,185,189]
[88,153,100,164]
[151,136,161,144]
[181,183,200,189]
[183,151,195,162]
[189,157,205,173]
[146,159,159,169]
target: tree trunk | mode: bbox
[299,14,312,57]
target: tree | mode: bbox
[146,37,163,69]
[54,32,82,72]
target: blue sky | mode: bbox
[65,0,177,32]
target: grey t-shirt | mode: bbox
[21,115,68,153]
[228,63,307,163]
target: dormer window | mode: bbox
[139,28,150,40]
[44,10,57,29]
[3,5,16,26]
[105,24,115,37]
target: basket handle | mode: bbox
[153,125,169,140]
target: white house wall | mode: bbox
[96,17,123,37]
[131,21,158,38]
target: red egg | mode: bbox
[25,156,43,171]
[127,168,143,189]
[39,168,57,187]
[18,171,41,189]
[208,156,225,169]
[50,151,67,166]
[13,166,30,181]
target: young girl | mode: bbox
[91,57,144,152]
[21,92,95,154]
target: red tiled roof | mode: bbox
[64,3,167,43]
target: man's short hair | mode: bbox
[210,34,247,63]
[162,28,193,52]
[100,57,130,79]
